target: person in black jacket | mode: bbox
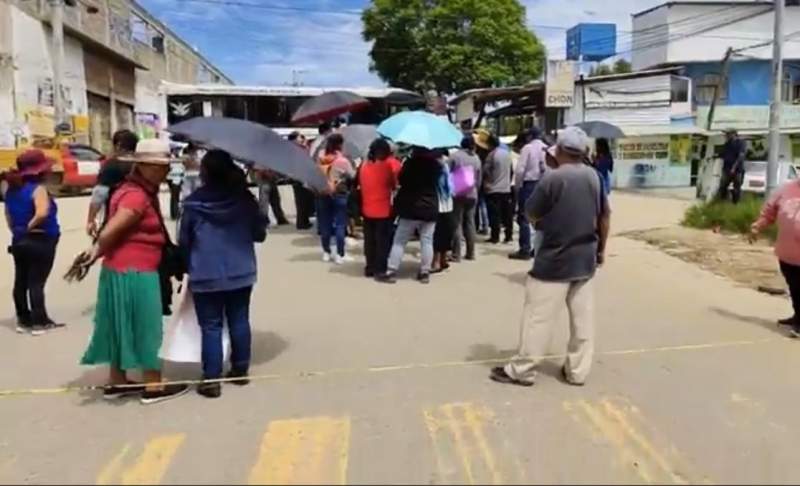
[376,147,441,284]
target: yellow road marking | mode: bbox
[96,435,185,485]
[96,444,132,485]
[248,416,350,485]
[565,397,706,484]
[423,402,521,485]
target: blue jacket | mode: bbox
[179,186,268,293]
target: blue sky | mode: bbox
[138,0,663,87]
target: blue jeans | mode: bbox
[193,286,253,379]
[517,181,537,253]
[317,194,348,256]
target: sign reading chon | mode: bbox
[546,60,576,108]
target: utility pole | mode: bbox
[50,0,66,127]
[766,0,784,198]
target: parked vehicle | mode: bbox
[742,161,798,195]
[0,142,105,195]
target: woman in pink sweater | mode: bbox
[750,180,800,337]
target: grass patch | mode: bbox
[682,194,777,240]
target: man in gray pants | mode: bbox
[491,127,611,387]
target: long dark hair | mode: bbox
[596,138,612,159]
[368,138,392,162]
[325,133,344,155]
[200,149,246,192]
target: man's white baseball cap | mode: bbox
[557,126,590,156]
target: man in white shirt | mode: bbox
[509,128,548,260]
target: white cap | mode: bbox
[557,126,590,156]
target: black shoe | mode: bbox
[197,383,222,399]
[464,254,476,261]
[418,272,430,284]
[364,268,375,278]
[561,366,585,387]
[226,369,250,386]
[508,251,532,261]
[477,229,489,236]
[485,238,500,244]
[140,384,190,405]
[103,382,145,400]
[297,223,313,230]
[277,219,290,226]
[489,367,533,387]
[503,238,514,244]
[778,316,796,326]
[375,272,397,284]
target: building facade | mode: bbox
[632,1,800,170]
[0,0,230,152]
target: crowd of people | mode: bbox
[9,113,800,405]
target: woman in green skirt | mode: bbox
[80,139,189,405]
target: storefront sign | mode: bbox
[617,136,669,161]
[545,60,576,108]
[696,105,800,131]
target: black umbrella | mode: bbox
[291,90,370,125]
[573,121,625,139]
[168,117,327,192]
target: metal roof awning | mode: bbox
[449,83,545,106]
[614,125,710,136]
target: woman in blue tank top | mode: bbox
[3,150,62,335]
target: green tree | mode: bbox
[362,0,545,94]
[613,58,632,74]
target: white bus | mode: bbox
[159,83,425,137]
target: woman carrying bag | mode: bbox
[79,139,189,405]
[4,150,62,336]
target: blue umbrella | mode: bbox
[168,117,327,192]
[377,111,462,150]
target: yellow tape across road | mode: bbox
[0,337,777,398]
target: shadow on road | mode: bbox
[63,330,289,406]
[290,235,321,248]
[492,271,527,286]
[710,306,786,336]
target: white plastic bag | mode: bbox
[160,278,230,363]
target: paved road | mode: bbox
[0,190,798,484]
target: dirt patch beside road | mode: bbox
[624,226,785,293]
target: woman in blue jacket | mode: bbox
[179,149,268,399]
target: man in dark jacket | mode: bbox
[179,150,269,399]
[377,147,441,284]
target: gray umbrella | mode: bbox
[312,124,380,162]
[168,117,327,192]
[573,121,625,139]
[340,124,379,160]
[291,90,370,125]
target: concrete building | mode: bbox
[0,0,230,152]
[565,68,703,188]
[631,1,800,166]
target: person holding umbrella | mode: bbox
[179,149,268,398]
[377,146,442,284]
[317,134,356,264]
